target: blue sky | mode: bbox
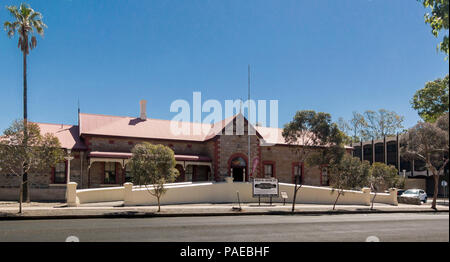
[0,0,448,133]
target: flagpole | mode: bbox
[248,64,251,181]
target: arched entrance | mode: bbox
[229,154,247,182]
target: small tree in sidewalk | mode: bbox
[328,154,371,210]
[282,110,346,212]
[129,142,179,212]
[369,163,399,210]
[0,120,64,213]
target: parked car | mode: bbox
[397,189,405,196]
[401,189,427,203]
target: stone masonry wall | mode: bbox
[217,133,260,181]
[0,150,85,200]
[260,145,322,186]
[84,136,216,186]
[0,150,84,189]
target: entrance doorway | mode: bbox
[232,167,245,182]
[230,156,247,182]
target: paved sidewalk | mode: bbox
[0,199,448,220]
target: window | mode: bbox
[264,164,273,178]
[125,165,132,183]
[404,189,419,195]
[185,165,193,181]
[104,162,116,184]
[194,166,209,182]
[293,163,302,184]
[54,162,66,184]
[321,167,329,186]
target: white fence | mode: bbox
[67,180,398,207]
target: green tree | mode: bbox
[369,163,399,210]
[411,74,449,122]
[363,109,404,140]
[337,117,353,145]
[349,111,368,142]
[4,3,47,202]
[328,154,371,210]
[419,0,449,57]
[282,110,346,212]
[400,113,449,210]
[129,143,179,212]
[0,121,64,213]
[338,113,369,143]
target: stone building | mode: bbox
[0,103,337,201]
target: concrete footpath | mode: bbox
[0,199,448,220]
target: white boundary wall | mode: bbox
[67,181,398,207]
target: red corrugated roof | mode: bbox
[79,113,225,142]
[35,123,87,150]
[79,113,240,142]
[31,113,349,149]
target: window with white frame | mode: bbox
[264,164,273,178]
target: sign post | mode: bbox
[441,180,447,205]
[280,191,288,205]
[253,178,279,205]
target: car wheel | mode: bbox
[423,198,427,203]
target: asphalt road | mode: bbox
[0,213,448,242]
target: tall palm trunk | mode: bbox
[22,32,29,203]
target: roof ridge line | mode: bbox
[31,121,76,127]
[81,112,240,126]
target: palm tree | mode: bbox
[4,3,47,202]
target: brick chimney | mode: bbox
[140,100,147,120]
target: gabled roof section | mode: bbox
[201,115,234,140]
[80,113,248,142]
[79,112,268,142]
[204,113,263,139]
[35,123,87,150]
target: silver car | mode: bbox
[401,189,428,203]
